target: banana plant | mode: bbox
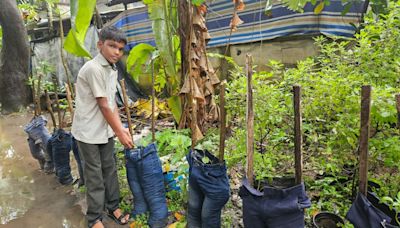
[127,0,182,123]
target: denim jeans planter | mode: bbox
[27,137,46,169]
[239,178,311,228]
[125,143,168,228]
[24,115,52,171]
[346,192,400,228]
[187,149,230,228]
[47,129,74,185]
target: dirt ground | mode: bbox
[0,112,130,228]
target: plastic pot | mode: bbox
[313,212,344,228]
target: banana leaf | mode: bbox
[127,43,156,82]
[144,0,179,94]
[64,0,96,58]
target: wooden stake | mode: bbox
[120,79,133,137]
[36,74,42,115]
[65,83,74,120]
[32,79,38,116]
[395,94,400,131]
[219,80,226,162]
[246,54,255,186]
[151,61,156,142]
[293,85,303,184]
[45,89,57,129]
[359,85,371,196]
[59,13,74,100]
[52,76,63,129]
[190,76,198,149]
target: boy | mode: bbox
[72,26,133,228]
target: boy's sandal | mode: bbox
[107,209,129,225]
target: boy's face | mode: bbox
[97,39,125,64]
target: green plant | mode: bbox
[132,213,150,227]
[381,192,400,225]
[224,1,400,221]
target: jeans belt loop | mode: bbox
[138,148,142,160]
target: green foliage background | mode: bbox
[222,1,400,219]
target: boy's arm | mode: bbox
[96,97,133,148]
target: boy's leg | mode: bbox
[98,138,120,211]
[77,140,105,227]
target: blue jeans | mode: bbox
[125,143,168,228]
[47,129,85,185]
[239,179,311,228]
[47,129,73,185]
[346,192,399,228]
[24,115,52,171]
[27,137,46,169]
[187,149,230,228]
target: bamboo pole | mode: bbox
[65,83,74,120]
[36,74,42,115]
[293,85,303,184]
[45,89,57,129]
[151,60,156,142]
[246,54,255,186]
[59,13,74,99]
[359,85,371,196]
[120,79,133,137]
[32,79,38,116]
[95,6,104,29]
[219,80,226,162]
[52,76,63,129]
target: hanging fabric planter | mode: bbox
[44,79,85,186]
[346,191,399,228]
[186,149,230,228]
[125,142,168,228]
[24,115,52,172]
[239,178,311,227]
[47,129,84,186]
[239,61,311,228]
[346,86,399,228]
[120,79,168,228]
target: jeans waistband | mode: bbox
[24,115,48,133]
[188,149,227,173]
[242,178,307,198]
[125,142,157,161]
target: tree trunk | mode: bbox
[0,0,30,113]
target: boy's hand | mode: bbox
[116,128,134,149]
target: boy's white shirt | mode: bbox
[71,53,118,144]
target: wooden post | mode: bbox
[32,79,38,116]
[65,83,74,121]
[59,13,74,99]
[151,60,156,142]
[120,79,133,137]
[36,74,42,115]
[189,75,198,150]
[395,94,400,131]
[52,76,63,129]
[219,80,226,162]
[246,54,255,186]
[359,85,371,196]
[45,89,57,129]
[293,85,303,184]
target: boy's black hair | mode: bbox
[99,26,127,45]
